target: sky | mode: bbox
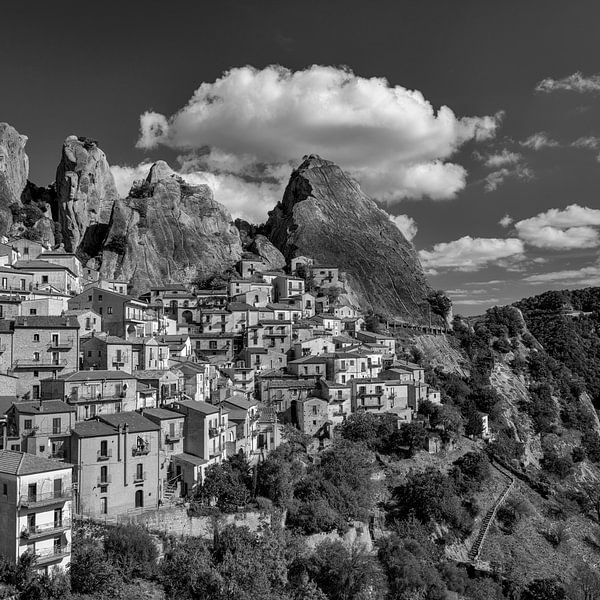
[2,0,600,315]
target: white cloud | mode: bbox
[523,262,600,286]
[514,204,600,249]
[111,161,281,222]
[572,136,600,149]
[520,132,559,150]
[478,149,522,168]
[389,214,418,241]
[484,164,533,192]
[452,298,500,306]
[135,65,502,212]
[536,72,600,94]
[418,236,525,272]
[499,214,513,227]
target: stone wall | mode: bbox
[114,505,271,538]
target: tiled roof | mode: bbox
[0,450,70,475]
[54,370,135,382]
[14,315,79,328]
[171,400,221,415]
[173,452,208,466]
[13,400,75,414]
[99,411,160,433]
[73,420,116,438]
[141,408,183,420]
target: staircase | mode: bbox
[468,465,514,562]
[162,475,181,504]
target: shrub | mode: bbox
[103,524,158,579]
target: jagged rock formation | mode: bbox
[265,155,435,323]
[54,135,118,257]
[0,123,29,236]
[249,235,286,271]
[99,161,242,294]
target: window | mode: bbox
[54,508,62,528]
[23,247,29,256]
[135,489,144,508]
[33,371,38,378]
[88,295,92,302]
[100,440,108,457]
[209,341,217,350]
[33,334,39,342]
[53,478,62,498]
[107,307,113,315]
[135,463,143,481]
[312,405,317,415]
[1,278,6,288]
[32,385,40,400]
[98,295,103,301]
[52,418,61,434]
[87,351,92,357]
[29,309,36,315]
[24,419,33,430]
[100,465,108,484]
[99,307,103,315]
[39,445,45,453]
[41,275,48,284]
[2,483,7,496]
[100,497,107,514]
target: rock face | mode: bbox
[100,161,242,294]
[54,135,118,257]
[265,155,435,323]
[250,234,286,271]
[0,123,29,236]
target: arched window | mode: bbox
[135,489,144,508]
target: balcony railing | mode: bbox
[132,444,150,456]
[19,489,71,508]
[35,545,71,564]
[165,433,181,444]
[97,449,112,461]
[209,427,219,438]
[13,359,68,368]
[97,475,112,485]
[24,426,71,437]
[133,472,147,483]
[21,519,71,539]
[48,338,74,351]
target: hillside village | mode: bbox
[0,235,454,576]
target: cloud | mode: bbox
[572,136,600,149]
[520,132,559,150]
[111,160,282,223]
[135,65,502,213]
[477,149,522,168]
[418,236,525,272]
[484,164,533,192]
[452,298,500,306]
[536,72,600,94]
[513,204,600,249]
[499,214,513,227]
[389,214,418,241]
[523,262,600,286]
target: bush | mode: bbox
[103,524,158,579]
[104,234,128,254]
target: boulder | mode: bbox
[0,123,29,236]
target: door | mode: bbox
[27,513,36,533]
[135,490,144,508]
[54,508,62,528]
[53,478,62,499]
[28,483,37,503]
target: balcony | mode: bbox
[21,519,71,540]
[19,489,71,509]
[12,359,67,369]
[165,433,180,444]
[48,338,74,351]
[209,427,219,438]
[97,449,112,461]
[97,475,112,486]
[50,449,65,460]
[133,472,147,483]
[35,544,71,565]
[132,443,150,456]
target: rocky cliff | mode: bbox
[54,135,119,257]
[0,123,29,236]
[99,161,242,294]
[265,155,434,323]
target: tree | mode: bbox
[339,412,396,451]
[427,291,452,321]
[521,578,566,600]
[103,523,158,579]
[70,537,123,596]
[198,461,252,511]
[389,423,428,457]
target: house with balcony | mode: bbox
[195,288,228,308]
[41,370,137,422]
[80,333,133,372]
[0,450,73,573]
[0,265,34,294]
[70,412,160,517]
[129,337,170,371]
[191,332,237,362]
[355,331,397,356]
[219,365,255,396]
[266,302,302,322]
[238,347,287,373]
[227,302,260,333]
[170,359,214,403]
[10,316,79,401]
[287,355,328,380]
[325,352,370,385]
[12,260,80,295]
[292,337,336,358]
[259,378,317,413]
[274,275,305,301]
[7,401,75,462]
[318,380,352,426]
[222,395,259,460]
[259,320,294,354]
[155,334,192,359]
[311,314,342,337]
[133,369,182,406]
[311,265,340,288]
[332,302,360,320]
[351,380,388,413]
[68,287,152,339]
[168,400,231,495]
[140,407,185,502]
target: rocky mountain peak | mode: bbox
[265,155,436,324]
[0,123,29,236]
